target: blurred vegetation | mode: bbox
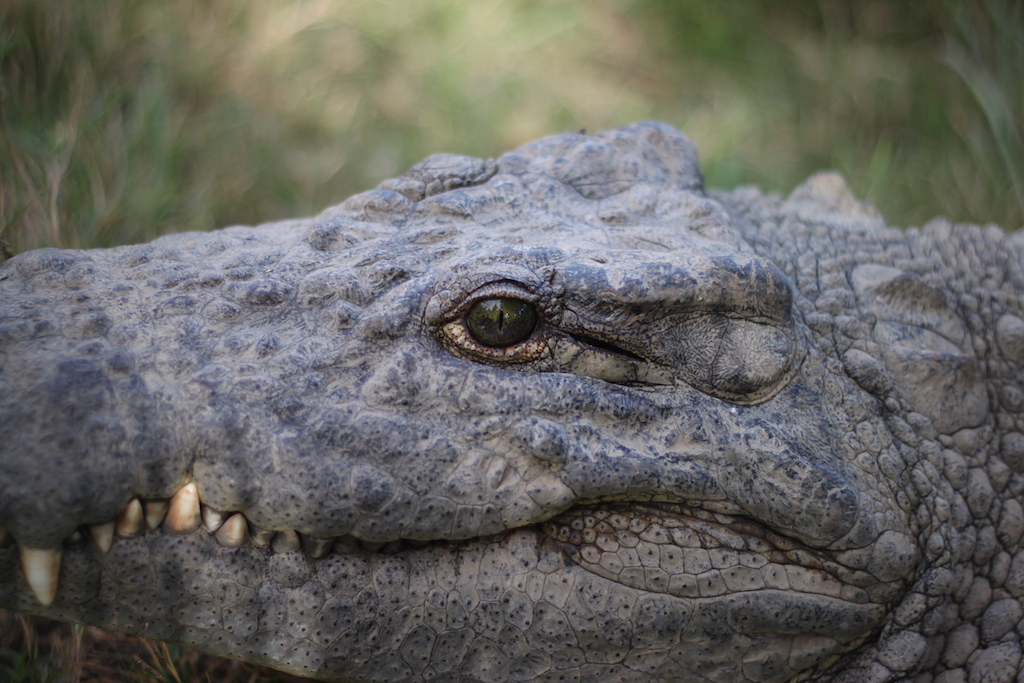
[0,0,1022,679]
[0,0,1021,256]
[0,610,306,682]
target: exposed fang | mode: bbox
[215,513,249,547]
[144,500,168,529]
[115,499,144,537]
[165,483,201,533]
[202,505,227,533]
[249,524,276,547]
[89,522,115,553]
[20,546,61,606]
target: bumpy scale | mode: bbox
[1,122,1024,682]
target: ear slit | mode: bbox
[568,333,645,362]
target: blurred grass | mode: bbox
[0,0,1021,256]
[0,610,308,683]
[0,0,1022,680]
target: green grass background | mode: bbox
[2,0,1022,257]
[1,0,1023,680]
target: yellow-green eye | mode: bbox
[466,298,537,347]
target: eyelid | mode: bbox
[425,263,548,325]
[445,281,541,320]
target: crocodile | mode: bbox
[1,121,1023,682]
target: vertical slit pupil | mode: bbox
[466,297,536,347]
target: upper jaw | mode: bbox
[0,311,889,559]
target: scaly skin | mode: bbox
[1,122,1023,682]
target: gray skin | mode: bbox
[1,122,1023,683]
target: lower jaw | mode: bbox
[1,519,886,683]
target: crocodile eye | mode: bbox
[465,297,537,347]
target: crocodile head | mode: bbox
[2,122,1022,682]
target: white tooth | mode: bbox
[202,505,227,533]
[89,522,115,553]
[115,499,144,537]
[144,500,169,529]
[20,546,61,606]
[271,530,301,553]
[249,524,275,547]
[214,514,249,547]
[165,483,201,533]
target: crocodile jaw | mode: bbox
[3,121,990,681]
[0,486,892,682]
